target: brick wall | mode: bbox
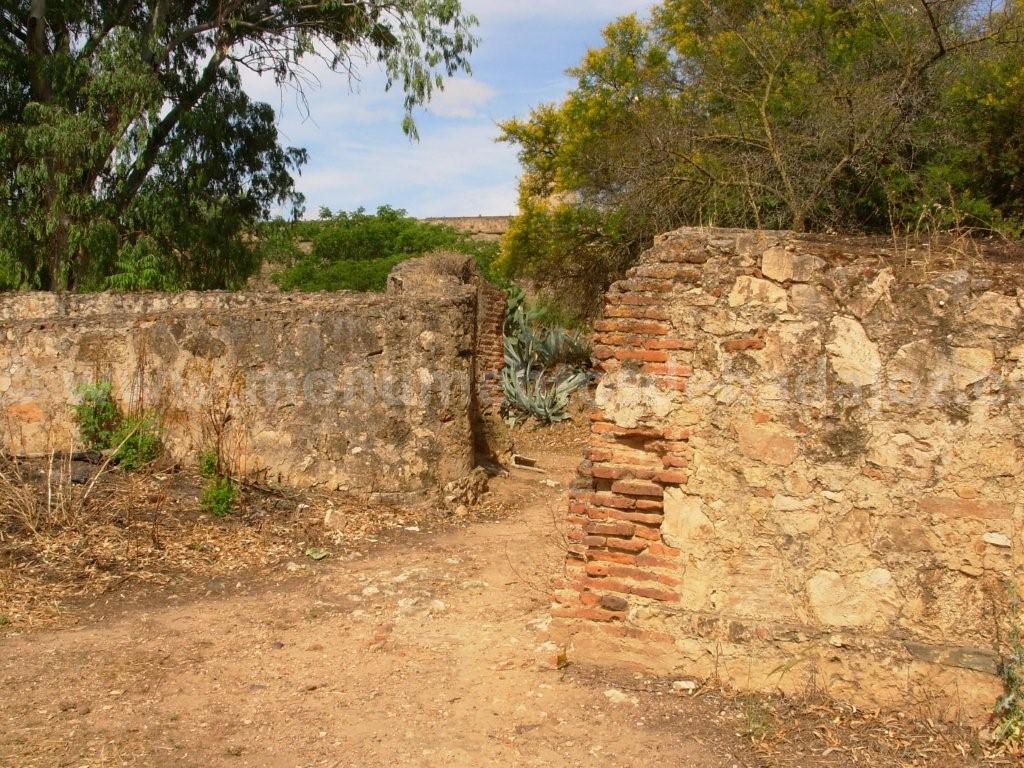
[554,227,1024,723]
[475,281,507,410]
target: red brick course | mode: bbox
[557,240,704,622]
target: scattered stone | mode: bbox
[603,688,636,706]
[982,532,1012,548]
[442,467,490,512]
[428,599,448,614]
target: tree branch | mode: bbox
[116,44,229,204]
[79,0,134,60]
[0,8,26,43]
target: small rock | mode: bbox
[428,599,447,614]
[442,467,490,512]
[603,688,638,705]
[396,597,419,616]
[285,562,302,573]
[982,532,1012,548]
[671,680,698,693]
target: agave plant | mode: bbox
[501,288,590,425]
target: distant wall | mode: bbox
[555,227,1024,722]
[422,216,513,242]
[0,255,505,501]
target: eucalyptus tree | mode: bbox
[0,1,477,289]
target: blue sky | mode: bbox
[242,1,653,218]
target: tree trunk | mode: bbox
[790,210,807,233]
[27,0,51,103]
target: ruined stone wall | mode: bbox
[0,256,502,501]
[556,227,1024,722]
[422,216,512,242]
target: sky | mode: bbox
[241,1,654,219]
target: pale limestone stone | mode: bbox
[826,317,881,386]
[1009,342,1024,361]
[781,511,822,536]
[982,532,1012,548]
[677,306,758,337]
[596,369,677,429]
[845,475,887,510]
[950,347,994,388]
[772,495,810,512]
[761,247,825,283]
[763,321,821,376]
[789,283,835,313]
[866,431,936,477]
[785,474,814,496]
[889,340,947,386]
[847,269,895,318]
[971,441,1023,478]
[806,569,899,627]
[728,276,788,310]
[966,292,1022,329]
[736,423,799,466]
[662,489,714,550]
[718,558,801,620]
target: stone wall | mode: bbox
[422,216,512,242]
[1,255,504,501]
[555,227,1024,722]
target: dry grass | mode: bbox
[0,454,492,632]
[0,453,88,540]
[571,666,1023,767]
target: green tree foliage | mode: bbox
[271,206,500,292]
[0,1,478,291]
[499,0,1024,315]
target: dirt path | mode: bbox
[0,445,732,768]
[1,439,1005,768]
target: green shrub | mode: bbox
[273,254,408,292]
[201,476,236,518]
[198,448,221,479]
[199,449,236,517]
[111,414,162,470]
[73,381,120,450]
[270,206,501,293]
[253,219,303,267]
[496,200,642,320]
[995,584,1024,745]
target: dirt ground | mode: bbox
[0,428,1017,767]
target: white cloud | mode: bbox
[239,2,651,217]
[427,78,498,119]
[465,0,654,23]
[291,121,519,216]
